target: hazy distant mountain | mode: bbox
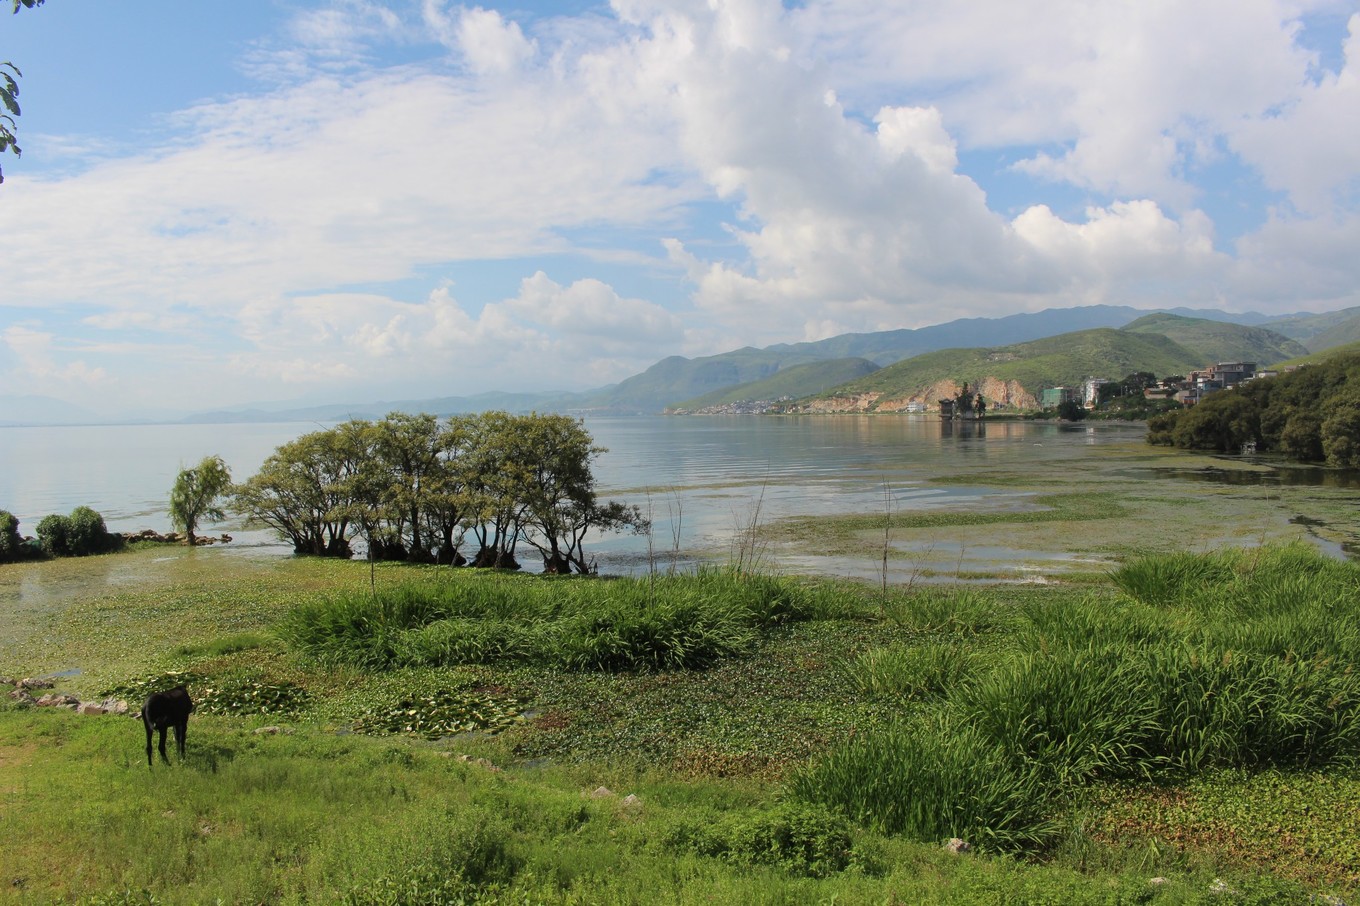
[165,304,1336,424]
[0,395,102,426]
[756,304,1277,365]
[1258,306,1360,352]
[180,389,592,425]
[570,304,1285,412]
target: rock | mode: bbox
[99,698,129,715]
[35,693,79,708]
[1149,877,1169,886]
[590,786,614,799]
[18,677,53,690]
[1209,878,1234,896]
[8,689,34,704]
[253,726,294,735]
[944,838,972,855]
[0,676,15,686]
[621,794,642,809]
[76,702,106,716]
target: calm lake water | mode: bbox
[0,416,1144,574]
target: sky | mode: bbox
[1,0,1359,418]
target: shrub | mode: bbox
[0,509,32,563]
[35,505,121,558]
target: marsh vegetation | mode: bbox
[4,422,1360,903]
[3,537,1359,904]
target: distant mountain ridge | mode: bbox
[574,304,1289,413]
[798,314,1308,412]
[160,304,1346,425]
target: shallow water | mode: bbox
[2,416,1357,593]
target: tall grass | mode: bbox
[799,544,1360,852]
[278,568,841,673]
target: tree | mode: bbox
[233,425,370,557]
[1056,399,1086,421]
[369,412,445,562]
[1,0,45,184]
[955,382,974,417]
[511,413,648,573]
[168,455,233,545]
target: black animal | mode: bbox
[143,685,194,766]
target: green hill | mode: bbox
[1120,313,1307,363]
[575,306,1271,413]
[1270,339,1360,369]
[669,358,881,410]
[1260,306,1360,352]
[806,314,1306,410]
[817,329,1201,403]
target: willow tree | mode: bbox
[169,455,233,545]
[233,424,371,557]
[513,413,648,573]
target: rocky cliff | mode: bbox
[800,377,1038,413]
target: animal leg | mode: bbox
[158,726,170,764]
[174,722,187,760]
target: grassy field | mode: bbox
[2,536,1359,904]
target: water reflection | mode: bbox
[1138,464,1360,488]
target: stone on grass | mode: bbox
[944,838,972,855]
[590,786,614,799]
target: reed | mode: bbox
[278,568,828,672]
[799,544,1360,852]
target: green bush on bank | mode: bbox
[797,544,1360,852]
[36,505,123,558]
[1,505,122,562]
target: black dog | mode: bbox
[143,685,194,766]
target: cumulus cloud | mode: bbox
[3,0,1360,414]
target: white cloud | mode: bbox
[1,325,108,391]
[455,7,538,75]
[5,0,1360,414]
[1228,12,1360,213]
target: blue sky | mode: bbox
[2,0,1358,417]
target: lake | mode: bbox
[1,415,1350,580]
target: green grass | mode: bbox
[278,569,850,672]
[794,545,1360,863]
[3,546,1360,903]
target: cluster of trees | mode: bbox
[232,411,648,573]
[0,506,122,563]
[1147,353,1360,466]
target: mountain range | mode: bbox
[4,304,1359,426]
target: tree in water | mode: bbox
[955,382,974,417]
[169,455,233,546]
